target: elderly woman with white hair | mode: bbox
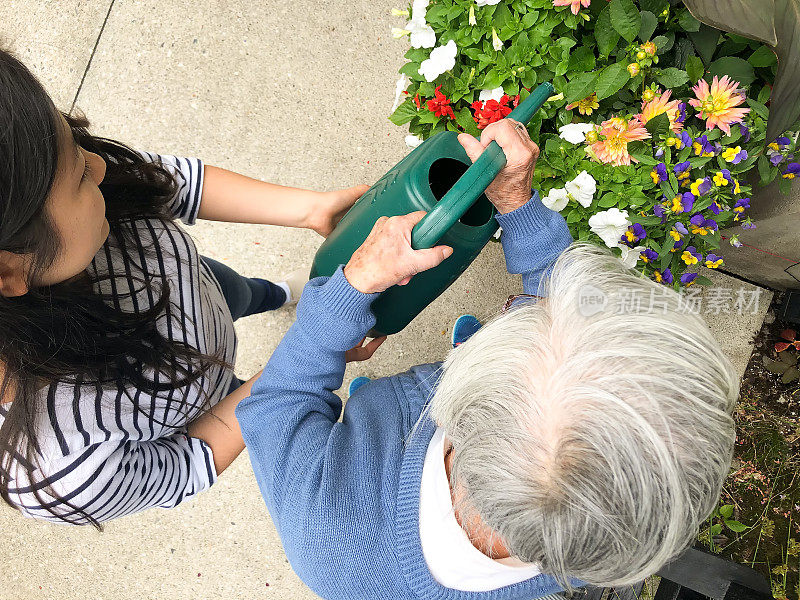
[234,118,738,600]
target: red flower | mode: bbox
[426,85,455,119]
[413,93,421,109]
[471,95,512,129]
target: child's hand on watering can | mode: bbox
[309,185,371,237]
[457,118,540,214]
[343,211,454,294]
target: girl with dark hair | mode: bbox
[0,48,378,526]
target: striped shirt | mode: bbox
[0,152,236,524]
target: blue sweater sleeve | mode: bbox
[495,190,574,295]
[234,267,378,512]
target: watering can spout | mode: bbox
[410,82,554,250]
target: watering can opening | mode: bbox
[428,157,494,227]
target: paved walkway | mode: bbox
[0,2,771,598]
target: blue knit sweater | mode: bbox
[236,192,574,600]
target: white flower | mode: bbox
[588,208,630,248]
[565,170,596,208]
[476,0,501,5]
[391,8,409,16]
[405,17,436,48]
[418,40,457,82]
[405,134,423,148]
[469,4,477,25]
[618,245,645,269]
[558,123,595,144]
[491,27,503,51]
[542,188,569,212]
[411,0,429,16]
[392,74,411,112]
[479,87,505,103]
[391,27,410,39]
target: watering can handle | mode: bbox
[411,82,554,250]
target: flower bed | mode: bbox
[388,0,800,288]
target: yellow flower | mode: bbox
[712,171,729,186]
[691,224,709,235]
[722,146,742,162]
[693,142,714,157]
[734,179,741,193]
[768,142,780,152]
[670,196,683,213]
[669,229,682,241]
[566,93,599,115]
[705,257,724,268]
[682,250,699,265]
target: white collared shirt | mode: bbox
[418,428,543,591]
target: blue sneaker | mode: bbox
[348,376,371,396]
[452,315,482,348]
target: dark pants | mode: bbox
[200,256,286,394]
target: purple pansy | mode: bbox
[674,222,689,235]
[738,123,750,142]
[677,102,687,123]
[776,136,792,147]
[731,148,747,164]
[782,163,800,179]
[693,134,715,156]
[681,192,695,213]
[680,272,698,286]
[655,147,665,159]
[682,245,702,265]
[705,253,724,268]
[708,201,722,215]
[679,131,693,149]
[654,268,674,285]
[641,249,659,263]
[770,152,785,166]
[674,161,691,174]
[622,223,647,245]
[741,219,756,230]
[690,214,718,234]
[652,162,668,184]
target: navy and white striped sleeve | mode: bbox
[7,434,217,524]
[139,151,205,225]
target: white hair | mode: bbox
[428,242,738,588]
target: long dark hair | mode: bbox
[0,49,232,527]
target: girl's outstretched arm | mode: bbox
[198,165,367,236]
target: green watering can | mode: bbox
[310,82,554,336]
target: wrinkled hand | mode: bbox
[345,336,387,363]
[308,185,370,237]
[457,118,540,214]
[343,211,454,294]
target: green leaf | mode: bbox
[660,236,676,256]
[645,112,671,136]
[639,11,658,41]
[653,35,673,54]
[596,6,622,56]
[695,275,713,286]
[686,54,705,84]
[595,62,631,100]
[455,107,480,137]
[656,67,690,88]
[689,25,721,64]
[680,0,778,46]
[766,0,800,141]
[783,366,800,383]
[707,56,756,86]
[719,504,734,519]
[725,520,748,533]
[564,71,600,103]
[757,153,773,184]
[678,9,702,32]
[639,0,668,16]
[748,45,778,68]
[710,523,723,536]
[628,140,658,165]
[746,99,769,120]
[610,0,641,42]
[568,46,596,72]
[389,99,419,126]
[598,192,620,207]
[764,356,791,374]
[522,11,539,28]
